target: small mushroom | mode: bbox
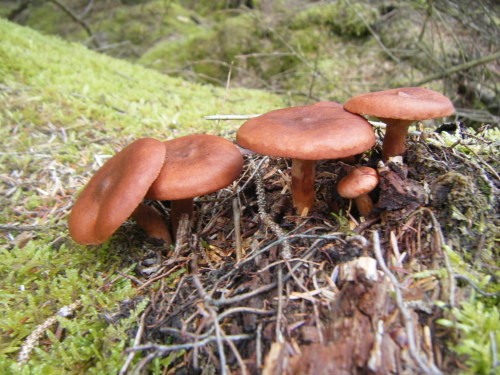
[236,102,375,216]
[68,138,166,245]
[146,134,243,237]
[131,203,171,245]
[343,87,454,161]
[337,166,379,217]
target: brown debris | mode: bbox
[110,128,498,375]
[375,157,427,214]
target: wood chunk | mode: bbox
[375,160,426,213]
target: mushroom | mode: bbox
[131,203,171,245]
[236,102,375,216]
[336,166,378,217]
[343,87,454,161]
[145,134,243,237]
[68,138,166,245]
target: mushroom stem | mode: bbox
[354,194,374,217]
[170,198,194,239]
[379,118,414,161]
[291,159,316,216]
[131,203,172,246]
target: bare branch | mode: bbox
[372,231,443,375]
[415,51,500,86]
[48,0,100,48]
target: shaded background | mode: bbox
[3,0,499,125]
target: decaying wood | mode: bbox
[376,157,426,214]
[286,254,433,375]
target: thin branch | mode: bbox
[192,274,227,375]
[232,197,243,262]
[204,114,260,120]
[7,0,32,21]
[347,0,403,66]
[221,330,249,375]
[453,275,500,298]
[128,334,253,354]
[0,224,56,231]
[372,231,443,375]
[255,164,292,259]
[48,0,100,48]
[17,301,82,366]
[119,305,150,375]
[275,265,284,343]
[415,51,500,86]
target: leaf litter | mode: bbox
[104,123,499,374]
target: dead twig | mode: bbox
[128,334,253,354]
[372,230,443,375]
[0,224,57,231]
[275,264,285,343]
[255,165,292,259]
[204,114,260,120]
[17,301,82,366]
[47,0,100,48]
[192,274,228,375]
[453,275,500,298]
[232,197,243,262]
[119,305,150,375]
[415,51,500,86]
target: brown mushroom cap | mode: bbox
[343,87,454,121]
[146,134,244,201]
[236,102,375,160]
[68,138,166,245]
[337,167,379,199]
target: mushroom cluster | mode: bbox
[236,102,375,216]
[69,135,243,246]
[68,87,454,247]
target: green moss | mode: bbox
[21,3,66,37]
[290,0,379,38]
[0,18,282,134]
[140,12,268,84]
[0,239,141,373]
[0,18,283,372]
[94,1,203,55]
[437,298,500,374]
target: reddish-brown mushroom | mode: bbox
[68,138,166,245]
[337,166,379,217]
[146,134,243,237]
[131,203,171,245]
[236,102,375,216]
[344,87,454,161]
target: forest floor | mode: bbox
[0,2,499,374]
[113,125,499,374]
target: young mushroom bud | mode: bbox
[131,203,172,246]
[337,167,379,217]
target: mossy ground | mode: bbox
[1,1,499,373]
[3,0,447,105]
[0,18,282,373]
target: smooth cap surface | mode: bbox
[146,134,244,200]
[68,138,166,245]
[337,167,379,198]
[343,87,454,121]
[236,102,375,160]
